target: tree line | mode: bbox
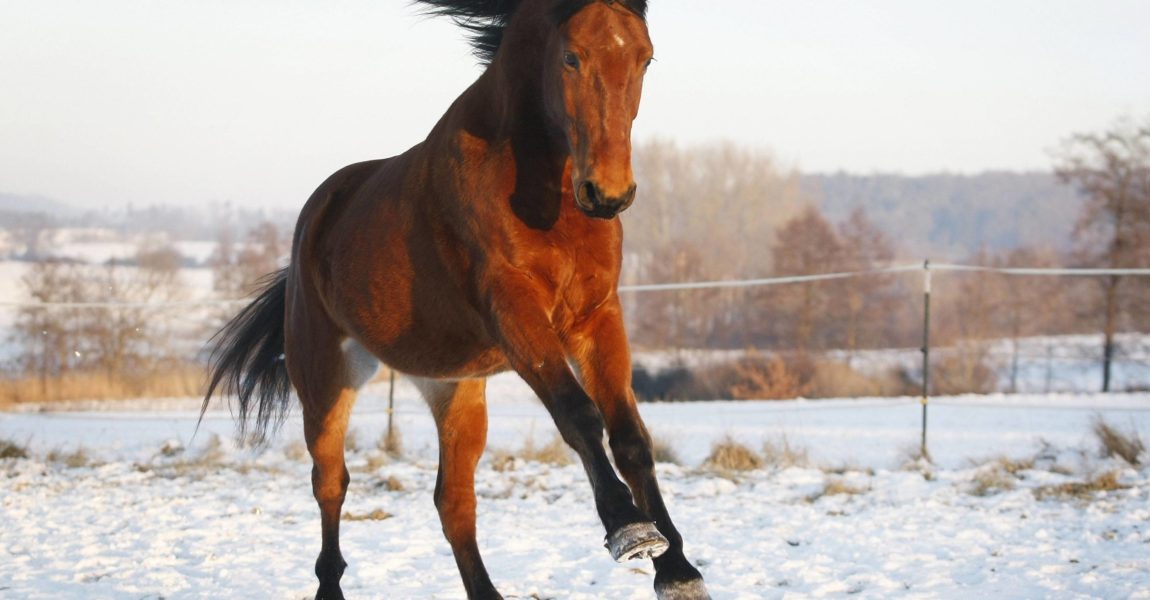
[2,116,1147,400]
[623,117,1150,394]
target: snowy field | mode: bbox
[3,375,1150,599]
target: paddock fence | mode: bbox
[2,261,1150,457]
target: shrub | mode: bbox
[704,437,763,472]
[930,343,998,395]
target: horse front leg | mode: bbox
[485,278,668,561]
[570,300,711,600]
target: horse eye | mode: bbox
[563,51,581,70]
[644,57,655,70]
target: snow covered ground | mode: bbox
[3,376,1150,599]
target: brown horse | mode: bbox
[202,1,708,598]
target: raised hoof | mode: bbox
[604,522,670,562]
[655,577,712,600]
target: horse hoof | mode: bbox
[605,522,669,562]
[655,577,711,600]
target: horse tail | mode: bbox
[200,268,292,443]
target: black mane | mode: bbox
[414,0,648,64]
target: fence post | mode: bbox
[920,259,932,460]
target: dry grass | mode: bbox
[807,361,909,398]
[0,438,29,460]
[650,435,681,465]
[812,476,870,501]
[931,344,998,395]
[729,351,809,400]
[0,366,205,404]
[137,435,229,478]
[378,426,404,459]
[341,508,393,521]
[761,435,810,469]
[518,435,574,466]
[1034,471,1129,501]
[704,437,763,472]
[969,465,1018,496]
[47,447,95,469]
[1092,417,1144,465]
[491,435,574,471]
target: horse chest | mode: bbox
[525,229,619,328]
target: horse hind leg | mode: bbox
[291,335,377,600]
[413,377,502,600]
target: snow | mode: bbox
[3,377,1150,599]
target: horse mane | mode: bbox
[415,0,648,64]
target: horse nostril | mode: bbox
[580,181,601,208]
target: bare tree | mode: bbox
[1054,115,1150,391]
[14,260,87,395]
[835,208,896,354]
[237,220,287,289]
[624,140,808,348]
[768,206,843,352]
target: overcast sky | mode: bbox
[1,0,1148,209]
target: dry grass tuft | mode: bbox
[762,435,810,469]
[650,435,681,465]
[490,451,518,472]
[1034,470,1129,501]
[383,475,404,492]
[1092,417,1144,466]
[491,435,574,471]
[519,435,574,467]
[0,438,30,460]
[47,447,95,469]
[341,508,393,521]
[378,426,404,459]
[704,437,763,472]
[814,476,870,500]
[969,465,1018,496]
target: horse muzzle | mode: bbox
[575,180,637,219]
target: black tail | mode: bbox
[201,268,292,443]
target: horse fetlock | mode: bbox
[314,583,346,600]
[654,576,711,600]
[605,522,669,562]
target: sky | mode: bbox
[1,0,1148,210]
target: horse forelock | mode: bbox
[415,0,648,64]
